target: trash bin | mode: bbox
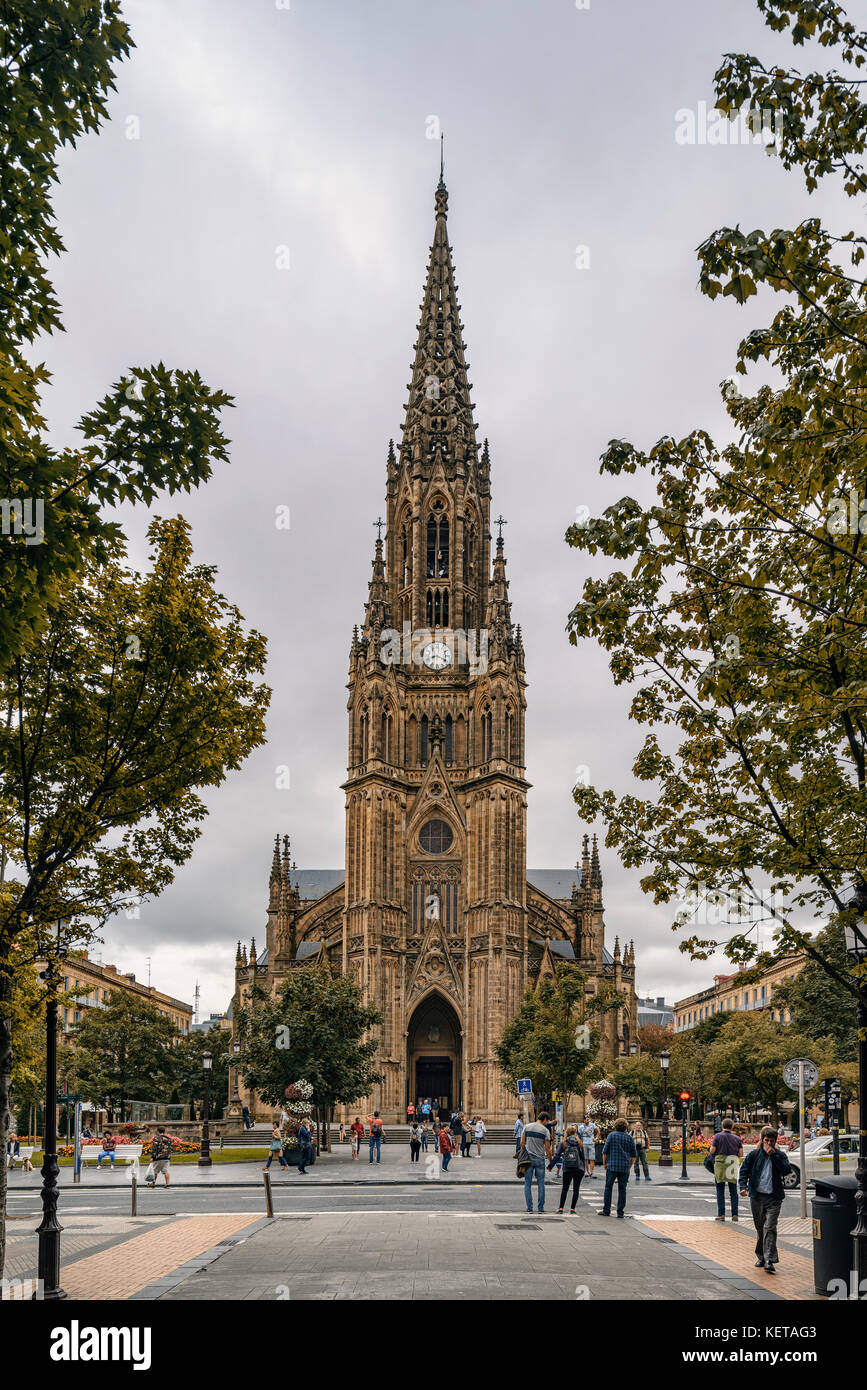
[812,1174,858,1296]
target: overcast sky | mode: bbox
[35,0,837,1016]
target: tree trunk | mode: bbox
[0,944,15,1281]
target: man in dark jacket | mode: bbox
[739,1126,792,1274]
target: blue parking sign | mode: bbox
[517,1078,533,1096]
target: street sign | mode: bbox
[783,1058,818,1091]
[517,1078,533,1096]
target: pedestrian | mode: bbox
[422,1099,431,1122]
[631,1119,651,1182]
[519,1111,552,1214]
[777,1121,785,1141]
[339,1121,346,1144]
[474,1116,486,1156]
[242,1103,252,1131]
[409,1122,422,1162]
[420,1119,430,1153]
[576,1116,599,1178]
[710,1118,743,1222]
[600,1119,636,1219]
[350,1115,364,1160]
[264,1122,289,1171]
[460,1115,471,1157]
[97,1132,117,1169]
[738,1125,792,1275]
[368,1111,384,1163]
[296,1119,313,1174]
[550,1124,585,1213]
[147,1126,172,1188]
[513,1112,524,1158]
[407,1101,415,1124]
[438,1124,454,1172]
[433,1116,441,1152]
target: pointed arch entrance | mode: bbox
[406,993,462,1116]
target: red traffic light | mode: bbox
[678,1090,691,1101]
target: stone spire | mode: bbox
[581,833,591,889]
[362,535,388,641]
[268,835,282,911]
[398,173,478,478]
[249,936,257,965]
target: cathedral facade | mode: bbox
[230,173,637,1124]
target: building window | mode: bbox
[426,505,449,578]
[419,819,454,854]
[444,714,453,765]
[420,715,429,765]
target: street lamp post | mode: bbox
[198,1051,213,1167]
[36,926,68,1299]
[659,1049,672,1167]
[843,888,867,1294]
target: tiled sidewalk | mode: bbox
[57,1215,261,1301]
[636,1216,818,1300]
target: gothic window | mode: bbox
[466,522,476,580]
[444,713,453,765]
[426,589,433,625]
[442,588,449,626]
[381,708,392,763]
[359,707,369,763]
[419,818,454,854]
[465,597,474,630]
[481,705,492,763]
[426,502,449,578]
[419,715,429,765]
[401,521,413,588]
[505,709,514,763]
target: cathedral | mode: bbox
[230,170,637,1124]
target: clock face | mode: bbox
[422,641,453,671]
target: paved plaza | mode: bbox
[3,1141,821,1301]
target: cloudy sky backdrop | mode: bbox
[36,0,836,1015]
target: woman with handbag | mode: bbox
[264,1122,289,1171]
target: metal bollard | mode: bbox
[263,1170,274,1218]
[131,1172,137,1216]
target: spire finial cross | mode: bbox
[440,132,444,182]
[494,514,507,541]
[373,516,385,541]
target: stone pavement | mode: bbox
[2,1213,261,1301]
[148,1207,777,1302]
[636,1214,818,1302]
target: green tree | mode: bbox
[172,1026,230,1120]
[494,963,621,1124]
[703,1012,832,1123]
[773,925,859,1055]
[614,1054,663,1116]
[65,991,179,1121]
[0,2,233,671]
[0,517,269,1275]
[236,965,383,1129]
[565,0,867,1007]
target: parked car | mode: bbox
[740,1133,859,1189]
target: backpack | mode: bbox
[563,1141,584,1172]
[371,1122,382,1138]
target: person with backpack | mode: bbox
[549,1124,585,1212]
[368,1111,384,1163]
[710,1118,743,1222]
[147,1127,173,1188]
[264,1122,289,1171]
[409,1122,422,1162]
[420,1119,431,1153]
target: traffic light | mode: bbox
[678,1090,691,1102]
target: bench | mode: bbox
[6,1146,34,1169]
[80,1144,143,1166]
